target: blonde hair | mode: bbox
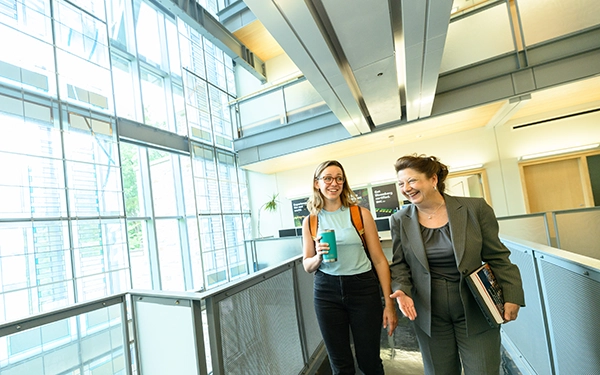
[307,160,358,215]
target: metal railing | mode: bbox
[231,76,329,137]
[0,256,324,375]
[500,236,600,375]
[2,222,600,374]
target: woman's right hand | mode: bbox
[390,290,417,321]
[314,236,329,259]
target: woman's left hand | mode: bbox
[503,302,520,322]
[383,304,398,336]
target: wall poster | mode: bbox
[373,183,400,217]
[353,187,370,211]
[292,197,310,227]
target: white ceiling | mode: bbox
[235,0,600,174]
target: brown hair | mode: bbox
[307,160,358,215]
[394,154,449,193]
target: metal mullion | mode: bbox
[172,154,195,290]
[121,294,135,375]
[213,151,231,283]
[141,146,162,290]
[49,0,80,307]
[189,147,207,292]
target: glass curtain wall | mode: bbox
[0,0,249,330]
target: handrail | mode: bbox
[497,212,547,220]
[0,294,126,338]
[228,74,305,105]
[501,234,600,270]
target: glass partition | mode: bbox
[245,237,303,272]
[0,298,128,375]
[497,213,550,246]
[235,77,327,136]
[553,207,600,260]
[237,89,284,132]
[283,79,328,123]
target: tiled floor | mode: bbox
[317,315,523,375]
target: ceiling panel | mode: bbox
[324,0,394,70]
[441,4,515,73]
[233,20,284,61]
[353,56,401,125]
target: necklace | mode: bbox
[421,201,445,219]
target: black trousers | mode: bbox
[314,270,384,375]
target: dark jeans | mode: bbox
[314,270,384,375]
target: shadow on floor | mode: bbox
[316,315,523,375]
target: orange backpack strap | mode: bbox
[309,214,318,240]
[350,205,368,252]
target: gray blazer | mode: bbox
[389,194,525,336]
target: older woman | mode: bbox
[389,154,525,375]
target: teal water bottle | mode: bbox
[320,229,337,262]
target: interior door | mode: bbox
[522,158,586,213]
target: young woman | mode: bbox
[302,160,397,375]
[389,154,525,375]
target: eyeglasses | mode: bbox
[316,176,345,184]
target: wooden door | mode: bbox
[522,158,586,213]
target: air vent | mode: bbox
[513,107,600,130]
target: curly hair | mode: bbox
[307,160,358,215]
[394,154,449,193]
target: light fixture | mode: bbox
[485,94,531,128]
[518,143,600,161]
[449,164,484,173]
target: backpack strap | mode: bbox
[309,214,318,240]
[350,205,368,253]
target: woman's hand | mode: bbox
[390,290,417,321]
[383,303,398,336]
[503,302,520,322]
[314,236,329,259]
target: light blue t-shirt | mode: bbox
[317,207,372,276]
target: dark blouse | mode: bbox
[420,222,460,281]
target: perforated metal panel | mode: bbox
[539,259,600,374]
[295,261,322,358]
[218,269,304,374]
[501,246,553,375]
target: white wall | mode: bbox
[245,112,600,236]
[264,54,301,83]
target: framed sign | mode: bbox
[292,197,310,227]
[353,188,370,211]
[373,183,400,217]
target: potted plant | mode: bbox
[258,193,279,238]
